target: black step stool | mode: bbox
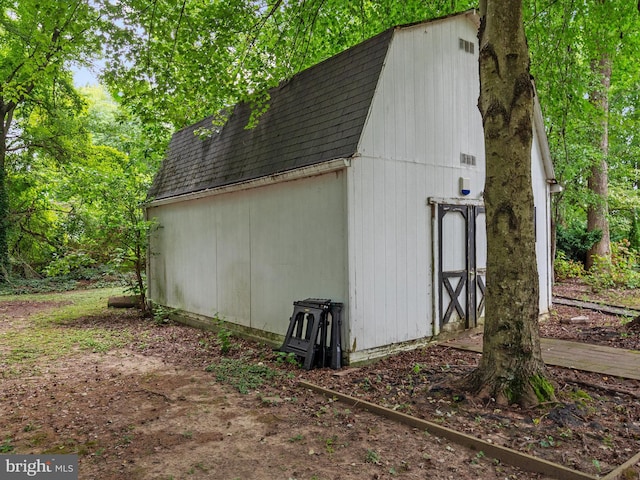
[280,298,343,370]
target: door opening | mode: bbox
[436,203,486,331]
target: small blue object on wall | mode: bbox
[460,177,471,196]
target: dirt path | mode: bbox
[1,287,639,479]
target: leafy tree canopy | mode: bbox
[102,0,475,129]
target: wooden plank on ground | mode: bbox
[445,337,640,381]
[553,296,640,317]
[300,380,596,480]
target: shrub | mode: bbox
[556,224,602,265]
[554,250,586,280]
[43,251,96,277]
[585,239,640,290]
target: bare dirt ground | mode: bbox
[1,282,639,480]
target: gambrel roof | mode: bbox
[148,28,395,201]
[148,10,555,202]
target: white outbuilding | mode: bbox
[145,10,557,364]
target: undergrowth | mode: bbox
[205,358,282,394]
[0,268,128,295]
[556,239,640,290]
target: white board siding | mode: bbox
[147,171,348,337]
[347,157,430,353]
[350,14,552,354]
[148,199,221,316]
[349,17,486,353]
[532,132,552,314]
[359,17,484,169]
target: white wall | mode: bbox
[349,16,485,355]
[148,171,348,337]
[531,132,553,314]
[350,15,552,356]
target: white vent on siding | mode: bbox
[460,153,477,166]
[459,38,475,54]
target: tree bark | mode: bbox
[586,55,611,269]
[469,0,554,407]
[0,102,12,280]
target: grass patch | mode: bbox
[1,325,131,373]
[205,358,281,394]
[29,288,125,325]
[0,437,15,453]
[0,288,132,375]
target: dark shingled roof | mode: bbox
[148,27,395,201]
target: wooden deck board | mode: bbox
[445,336,640,380]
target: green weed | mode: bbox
[365,449,381,465]
[275,351,300,366]
[592,459,602,473]
[217,327,232,354]
[205,358,280,394]
[0,438,15,453]
[152,305,175,325]
[324,435,339,454]
[471,451,486,465]
[211,315,233,354]
[539,436,556,448]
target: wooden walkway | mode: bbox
[445,334,640,381]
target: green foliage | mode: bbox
[630,211,640,251]
[365,449,381,465]
[554,251,586,280]
[217,326,233,355]
[0,438,15,453]
[539,435,556,448]
[3,81,165,309]
[526,0,640,264]
[205,358,280,394]
[151,305,176,326]
[0,0,112,276]
[102,0,475,131]
[43,252,96,277]
[0,267,125,295]
[585,239,640,290]
[275,351,300,366]
[556,224,602,265]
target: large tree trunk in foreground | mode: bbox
[586,55,611,270]
[469,0,554,407]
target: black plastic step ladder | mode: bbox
[280,298,343,370]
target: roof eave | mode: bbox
[145,157,352,209]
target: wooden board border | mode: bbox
[299,380,596,480]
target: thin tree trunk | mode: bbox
[468,0,554,407]
[586,55,611,269]
[0,104,12,280]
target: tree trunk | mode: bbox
[585,55,611,270]
[0,104,11,280]
[468,0,554,407]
